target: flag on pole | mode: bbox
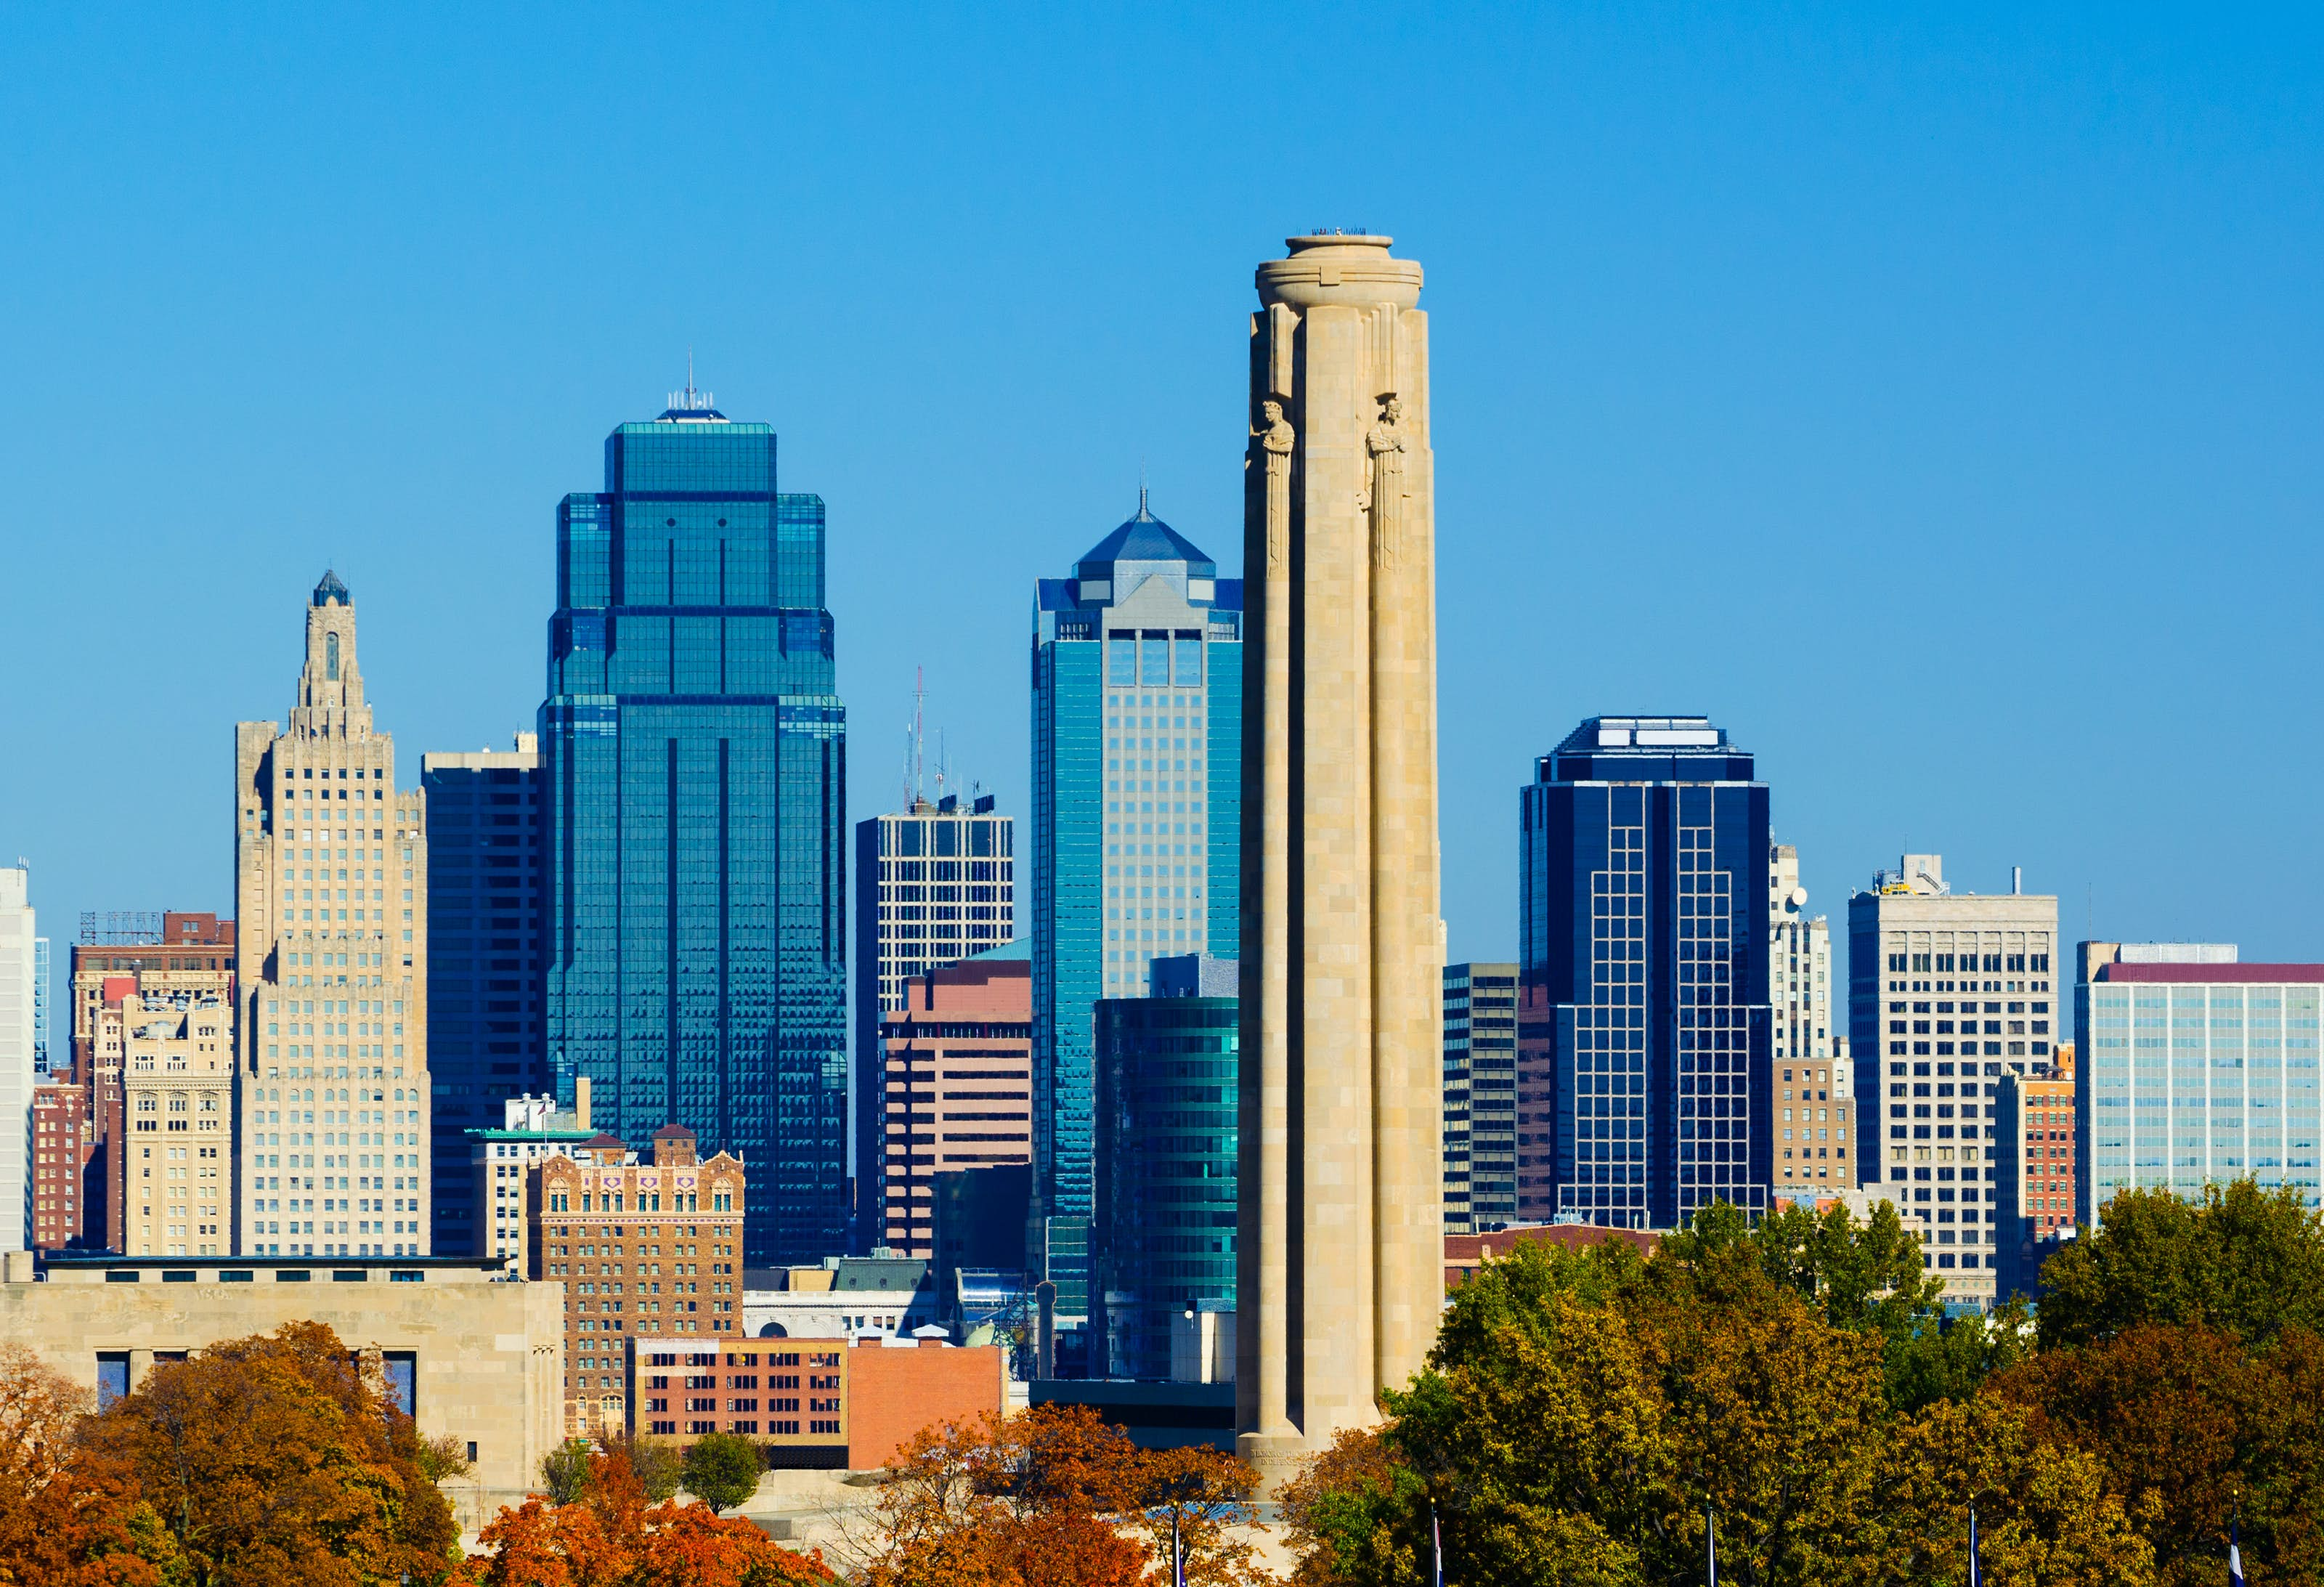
[1431,1502,1444,1587]
[1172,1508,1185,1587]
[1967,1504,1982,1587]
[1707,1508,1717,1587]
[2230,1514,2245,1587]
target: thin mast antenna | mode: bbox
[913,666,926,805]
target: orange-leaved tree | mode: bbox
[0,1341,161,1587]
[1129,1442,1271,1587]
[75,1320,457,1586]
[455,1446,831,1587]
[856,1404,1200,1587]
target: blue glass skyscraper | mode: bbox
[1518,715,1771,1229]
[540,386,848,1264]
[1031,494,1240,1320]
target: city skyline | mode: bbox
[8,9,2320,994]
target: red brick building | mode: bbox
[880,954,1032,1257]
[30,1082,92,1251]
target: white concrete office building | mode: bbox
[1848,854,2059,1304]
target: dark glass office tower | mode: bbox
[1519,716,1771,1230]
[540,388,848,1265]
[1030,495,1241,1323]
[422,736,548,1254]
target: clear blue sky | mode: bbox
[3,5,2320,986]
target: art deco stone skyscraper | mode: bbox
[1237,235,1443,1479]
[232,572,432,1257]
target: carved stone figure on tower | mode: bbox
[1364,395,1407,569]
[1255,398,1296,569]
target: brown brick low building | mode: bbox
[628,1333,1005,1469]
[1444,1223,1659,1291]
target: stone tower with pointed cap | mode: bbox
[1237,234,1443,1480]
[232,572,433,1259]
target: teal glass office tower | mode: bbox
[540,389,848,1264]
[1094,954,1238,1380]
[1030,495,1241,1320]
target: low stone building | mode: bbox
[0,1251,562,1495]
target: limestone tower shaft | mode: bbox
[1236,235,1444,1478]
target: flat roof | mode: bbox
[2097,963,2324,984]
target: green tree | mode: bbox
[1858,1397,2153,1586]
[541,1437,593,1506]
[1881,1299,2033,1416]
[1379,1235,1885,1586]
[2036,1180,2324,1350]
[680,1431,764,1515]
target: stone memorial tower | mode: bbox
[1236,234,1444,1481]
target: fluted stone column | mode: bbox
[1237,235,1443,1483]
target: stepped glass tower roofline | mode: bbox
[540,391,848,1265]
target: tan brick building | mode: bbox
[67,914,235,1080]
[118,989,234,1255]
[234,572,431,1258]
[530,1124,745,1434]
[880,953,1032,1257]
[65,917,236,1250]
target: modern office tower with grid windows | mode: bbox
[2075,943,2323,1222]
[0,866,34,1249]
[1768,844,1853,1196]
[540,387,848,1267]
[852,794,1014,1250]
[233,572,433,1258]
[1442,963,1518,1235]
[1848,854,2057,1302]
[423,736,549,1256]
[1517,716,1772,1230]
[1029,494,1242,1322]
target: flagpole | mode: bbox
[1431,1500,1443,1587]
[1707,1506,1716,1587]
[2230,1495,2244,1587]
[1968,1502,1980,1587]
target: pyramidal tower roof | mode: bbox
[312,569,351,606]
[1074,487,1215,577]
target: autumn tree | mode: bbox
[1129,1443,1269,1587]
[455,1445,830,1587]
[0,1342,161,1587]
[1994,1321,2324,1586]
[76,1320,458,1586]
[599,1434,680,1505]
[1275,1427,1423,1587]
[2036,1180,2324,1350]
[849,1405,1172,1587]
